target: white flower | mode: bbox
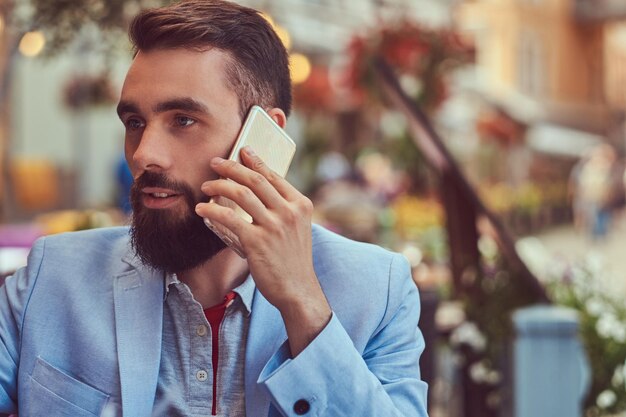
[399,75,422,98]
[585,251,605,277]
[612,365,624,389]
[450,321,487,352]
[585,297,607,317]
[469,361,489,383]
[486,369,501,385]
[596,389,617,409]
[478,235,498,260]
[436,301,466,330]
[468,360,500,385]
[623,358,626,392]
[596,313,622,340]
[612,326,626,343]
[487,391,501,409]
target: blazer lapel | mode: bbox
[244,289,287,417]
[114,264,164,417]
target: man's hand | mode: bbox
[195,146,331,356]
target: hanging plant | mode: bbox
[342,20,475,114]
[25,0,146,56]
[62,72,117,110]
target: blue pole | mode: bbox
[513,305,590,417]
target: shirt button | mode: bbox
[196,325,208,336]
[196,370,208,382]
[293,399,310,415]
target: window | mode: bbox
[518,30,544,97]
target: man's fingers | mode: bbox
[195,198,248,235]
[210,154,285,209]
[200,178,272,224]
[239,146,301,201]
[206,147,312,229]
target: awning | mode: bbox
[526,123,605,158]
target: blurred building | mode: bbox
[574,0,626,21]
[605,22,626,109]
[242,0,458,55]
[458,0,626,150]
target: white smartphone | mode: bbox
[203,105,297,258]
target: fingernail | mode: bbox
[243,146,256,156]
[212,157,225,165]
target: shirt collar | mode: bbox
[163,273,180,300]
[163,272,255,316]
[233,274,255,316]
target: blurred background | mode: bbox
[1,0,626,416]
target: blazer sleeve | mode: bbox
[0,238,45,413]
[257,253,429,417]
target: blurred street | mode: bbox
[528,210,626,296]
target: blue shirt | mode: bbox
[153,273,255,416]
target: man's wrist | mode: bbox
[278,291,332,358]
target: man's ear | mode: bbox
[266,108,287,128]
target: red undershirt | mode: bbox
[203,291,237,416]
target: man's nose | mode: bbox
[131,126,171,172]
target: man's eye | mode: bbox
[175,116,195,127]
[124,118,144,130]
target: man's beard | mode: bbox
[129,171,226,273]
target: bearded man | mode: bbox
[0,1,428,416]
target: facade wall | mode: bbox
[605,22,626,109]
[458,0,605,107]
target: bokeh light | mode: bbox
[19,31,46,57]
[290,53,311,84]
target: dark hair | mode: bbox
[129,0,292,119]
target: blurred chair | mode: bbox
[10,158,60,211]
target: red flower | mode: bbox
[339,20,474,113]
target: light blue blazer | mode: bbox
[0,225,428,416]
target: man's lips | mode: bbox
[141,187,183,209]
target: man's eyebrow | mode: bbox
[116,98,211,119]
[116,100,139,118]
[154,98,210,115]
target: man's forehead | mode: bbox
[121,48,237,101]
[120,48,240,117]
[130,46,230,65]
[124,47,231,84]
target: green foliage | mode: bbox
[546,264,626,416]
[447,237,547,413]
[464,261,542,363]
[17,0,170,56]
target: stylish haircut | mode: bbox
[129,0,292,119]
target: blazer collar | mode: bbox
[114,257,164,417]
